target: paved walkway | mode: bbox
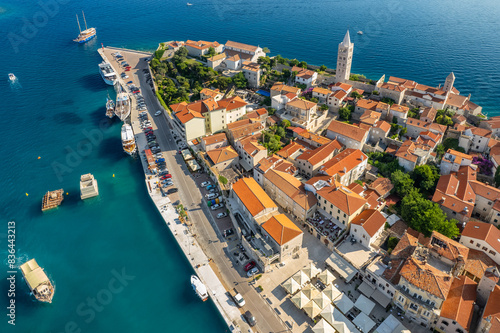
[98,47,287,333]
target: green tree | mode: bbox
[275,55,287,65]
[351,91,362,99]
[412,165,440,192]
[262,47,270,53]
[207,47,216,57]
[319,65,327,72]
[387,237,399,253]
[310,97,319,103]
[281,68,291,79]
[299,61,308,69]
[262,97,271,106]
[232,72,248,89]
[435,144,445,157]
[372,90,380,95]
[219,176,228,185]
[215,77,232,90]
[268,107,277,116]
[281,119,291,128]
[436,115,453,126]
[154,49,165,60]
[289,59,299,66]
[495,167,500,187]
[320,104,329,111]
[391,170,415,197]
[339,107,352,120]
[276,126,285,137]
[381,97,395,105]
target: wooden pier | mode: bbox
[41,189,64,211]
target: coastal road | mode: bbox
[103,48,288,333]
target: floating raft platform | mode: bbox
[41,189,64,211]
[80,173,99,200]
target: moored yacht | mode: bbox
[121,123,137,155]
[99,62,117,85]
[8,73,16,81]
[114,87,131,121]
[191,275,208,301]
[20,259,55,303]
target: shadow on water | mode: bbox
[79,74,107,93]
[53,112,84,125]
[97,137,124,161]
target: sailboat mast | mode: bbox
[76,14,82,33]
[82,10,88,30]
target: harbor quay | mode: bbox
[97,47,258,332]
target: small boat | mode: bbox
[73,11,96,43]
[357,31,363,35]
[121,123,137,155]
[99,62,117,86]
[106,95,115,118]
[8,73,16,81]
[187,2,193,5]
[191,275,208,301]
[20,259,55,303]
[114,85,131,121]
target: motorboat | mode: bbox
[357,31,363,35]
[8,73,16,81]
[20,259,55,303]
[191,275,208,301]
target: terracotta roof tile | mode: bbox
[225,40,259,53]
[351,209,386,237]
[287,98,317,110]
[264,170,317,211]
[319,148,367,177]
[421,107,437,121]
[327,120,368,143]
[464,249,498,279]
[312,87,332,95]
[317,185,367,215]
[368,178,394,197]
[206,146,238,164]
[232,178,277,217]
[373,120,391,133]
[483,285,500,319]
[400,257,453,299]
[296,140,343,166]
[462,221,500,255]
[262,214,302,245]
[440,276,477,331]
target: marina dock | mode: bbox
[80,173,99,199]
[41,189,64,211]
[97,46,251,332]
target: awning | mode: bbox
[353,312,376,332]
[325,252,357,282]
[371,289,392,308]
[332,293,354,314]
[312,318,336,333]
[374,314,407,333]
[358,281,375,298]
[186,159,200,171]
[354,294,376,315]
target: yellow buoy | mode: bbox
[26,193,29,196]
[37,156,41,159]
[66,192,69,195]
[113,174,115,177]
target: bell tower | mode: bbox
[335,30,354,83]
[443,72,455,92]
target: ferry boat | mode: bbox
[106,95,115,118]
[114,86,131,121]
[99,62,117,85]
[73,11,96,43]
[20,259,55,303]
[8,73,16,81]
[121,124,137,155]
[191,275,208,301]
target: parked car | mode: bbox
[210,203,224,210]
[167,188,178,194]
[160,174,172,180]
[244,261,256,272]
[156,158,165,163]
[244,311,256,327]
[247,267,259,278]
[205,184,215,190]
[217,212,227,219]
[155,110,162,116]
[200,181,211,187]
[205,193,218,200]
[208,188,218,194]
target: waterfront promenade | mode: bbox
[98,46,287,333]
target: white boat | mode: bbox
[187,2,193,5]
[8,73,16,81]
[114,86,131,121]
[121,124,137,155]
[73,11,96,43]
[98,61,117,85]
[106,95,115,118]
[20,259,55,303]
[357,31,363,35]
[191,275,208,301]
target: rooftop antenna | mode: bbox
[82,10,88,30]
[76,14,82,33]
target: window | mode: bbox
[489,250,496,256]
[409,303,418,311]
[470,240,474,244]
[483,246,488,251]
[442,320,449,326]
[477,243,481,248]
[398,295,404,303]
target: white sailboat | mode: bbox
[114,85,131,121]
[121,124,137,155]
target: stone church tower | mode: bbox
[443,72,455,92]
[476,266,500,307]
[335,30,354,83]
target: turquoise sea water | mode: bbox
[1,0,499,332]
